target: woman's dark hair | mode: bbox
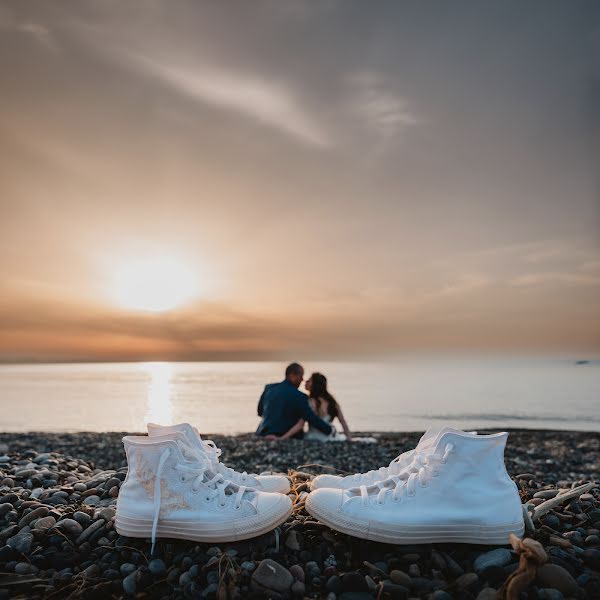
[308,372,339,419]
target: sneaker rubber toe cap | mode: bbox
[311,474,344,490]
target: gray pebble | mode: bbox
[120,563,137,576]
[148,559,167,576]
[7,532,33,554]
[57,519,83,536]
[252,558,293,592]
[123,571,137,595]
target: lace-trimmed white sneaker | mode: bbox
[147,422,290,494]
[311,427,455,490]
[306,429,524,545]
[115,432,292,552]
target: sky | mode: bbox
[0,0,599,362]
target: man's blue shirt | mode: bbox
[256,380,333,437]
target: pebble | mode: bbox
[473,548,512,572]
[289,564,305,582]
[341,572,369,592]
[73,511,91,525]
[120,563,137,576]
[583,548,600,570]
[148,558,166,576]
[380,582,409,599]
[14,561,38,574]
[98,507,115,521]
[122,571,137,595]
[291,580,305,596]
[534,490,560,500]
[476,588,498,600]
[6,532,33,554]
[56,518,83,535]
[390,569,412,587]
[536,564,579,596]
[537,589,565,600]
[252,559,293,593]
[34,516,56,531]
[456,572,479,590]
[18,505,49,529]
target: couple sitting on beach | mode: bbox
[256,363,352,441]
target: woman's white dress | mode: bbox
[305,414,347,442]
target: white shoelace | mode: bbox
[193,428,256,484]
[348,449,415,485]
[150,446,247,553]
[354,443,454,506]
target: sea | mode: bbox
[0,357,598,434]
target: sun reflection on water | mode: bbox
[141,362,173,426]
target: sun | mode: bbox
[111,256,198,312]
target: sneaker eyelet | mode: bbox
[219,502,227,508]
[234,504,241,510]
[205,496,211,502]
[180,476,186,483]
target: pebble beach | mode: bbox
[0,430,598,599]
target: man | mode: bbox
[256,363,335,439]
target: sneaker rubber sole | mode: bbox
[305,493,524,545]
[115,496,293,543]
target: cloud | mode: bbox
[348,71,419,138]
[0,6,58,52]
[438,274,492,297]
[131,54,331,148]
[510,272,600,287]
[63,15,332,150]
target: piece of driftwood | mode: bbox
[531,482,596,521]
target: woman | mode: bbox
[277,372,352,441]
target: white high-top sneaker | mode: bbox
[147,422,290,494]
[115,432,292,551]
[312,427,456,490]
[305,429,524,545]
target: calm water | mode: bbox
[0,358,598,433]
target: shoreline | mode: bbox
[0,429,598,599]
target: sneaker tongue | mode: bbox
[176,423,202,449]
[415,426,466,452]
